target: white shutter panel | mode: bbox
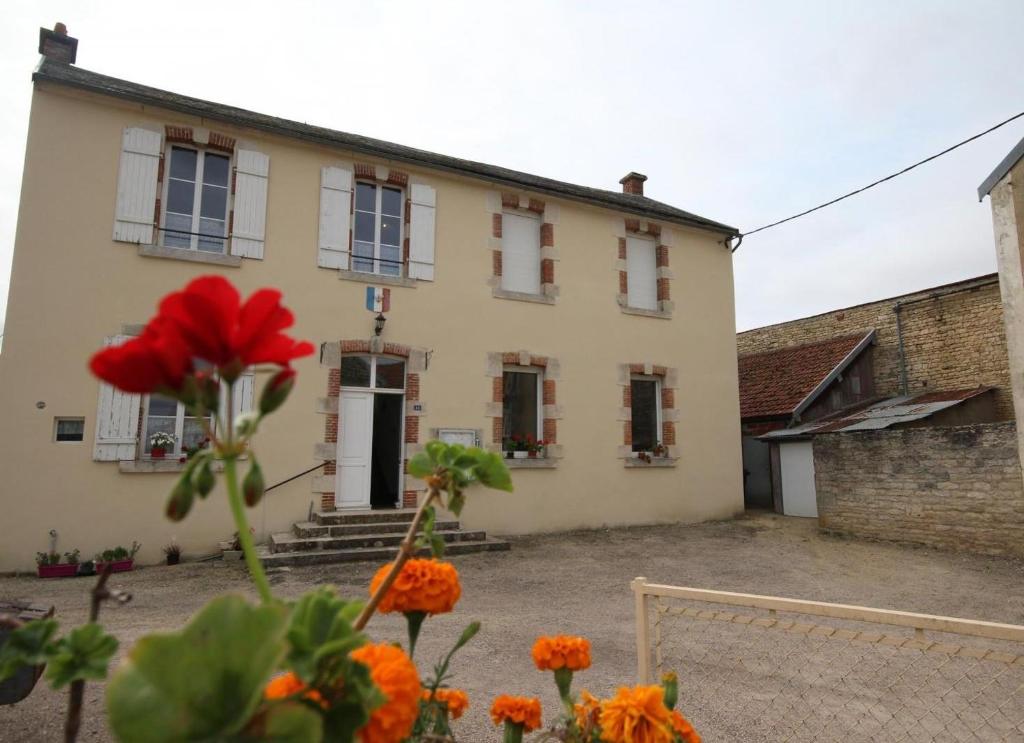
[93,335,141,461]
[219,372,256,428]
[113,127,162,244]
[626,236,658,310]
[408,184,436,281]
[318,166,353,269]
[231,150,269,259]
[501,212,541,294]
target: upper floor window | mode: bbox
[142,394,212,456]
[163,146,230,253]
[630,375,662,452]
[501,211,541,295]
[354,182,403,277]
[626,235,658,310]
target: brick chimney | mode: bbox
[38,23,78,64]
[619,172,648,196]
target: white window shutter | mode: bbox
[408,184,436,281]
[113,127,162,245]
[318,166,353,269]
[93,335,141,461]
[501,212,541,294]
[231,150,269,259]
[219,372,256,428]
[626,236,658,310]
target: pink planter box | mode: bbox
[37,563,78,579]
[94,559,134,574]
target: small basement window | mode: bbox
[54,417,85,442]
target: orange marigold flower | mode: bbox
[599,685,673,743]
[531,635,592,671]
[369,558,462,615]
[422,687,470,719]
[350,643,422,743]
[574,689,602,730]
[669,710,701,743]
[263,672,326,708]
[490,694,542,732]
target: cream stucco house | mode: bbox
[0,27,743,570]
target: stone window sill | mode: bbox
[620,306,672,320]
[119,459,227,474]
[339,270,416,288]
[504,457,558,469]
[492,288,556,305]
[138,244,242,267]
[624,457,677,468]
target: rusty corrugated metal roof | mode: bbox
[759,387,993,439]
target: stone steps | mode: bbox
[259,507,509,566]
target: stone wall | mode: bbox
[737,276,1014,420]
[814,422,1024,556]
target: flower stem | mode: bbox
[354,487,439,631]
[224,456,273,604]
[502,721,524,743]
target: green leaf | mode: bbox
[107,595,289,742]
[453,621,481,653]
[249,701,323,742]
[447,492,466,517]
[473,451,514,492]
[0,618,57,681]
[429,534,446,558]
[45,623,118,689]
[423,440,447,463]
[286,588,365,682]
[406,452,434,479]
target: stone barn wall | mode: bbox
[813,423,1024,556]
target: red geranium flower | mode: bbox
[158,276,313,380]
[89,315,192,393]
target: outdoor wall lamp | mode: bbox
[374,312,386,336]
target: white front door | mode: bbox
[780,441,818,517]
[336,390,374,509]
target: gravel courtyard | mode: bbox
[2,513,1023,742]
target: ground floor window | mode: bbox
[142,394,212,455]
[503,367,541,448]
[630,375,662,452]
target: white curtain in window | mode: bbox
[501,212,541,294]
[626,235,658,310]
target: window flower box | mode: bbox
[37,563,79,579]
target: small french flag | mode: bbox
[365,286,391,313]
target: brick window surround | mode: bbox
[615,218,675,319]
[617,362,680,464]
[314,338,428,511]
[156,125,237,243]
[486,192,560,304]
[350,163,412,278]
[485,351,563,461]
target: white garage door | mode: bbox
[780,441,818,517]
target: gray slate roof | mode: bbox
[33,59,737,236]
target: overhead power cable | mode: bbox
[737,108,1024,243]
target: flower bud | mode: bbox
[259,368,296,416]
[166,477,195,522]
[243,459,265,507]
[194,459,215,499]
[234,411,260,438]
[661,671,678,710]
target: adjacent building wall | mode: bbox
[813,423,1024,557]
[0,82,744,570]
[737,276,1014,420]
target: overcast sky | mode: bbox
[2,1,1023,334]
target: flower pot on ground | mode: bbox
[0,602,54,704]
[36,563,78,579]
[94,541,141,574]
[163,541,181,566]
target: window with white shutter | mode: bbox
[162,146,231,253]
[93,335,142,461]
[113,127,162,244]
[501,211,542,295]
[353,182,403,277]
[408,183,436,281]
[626,235,658,310]
[318,166,353,269]
[231,149,269,259]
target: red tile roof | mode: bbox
[738,332,873,420]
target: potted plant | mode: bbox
[0,602,54,704]
[163,541,181,566]
[526,436,546,459]
[148,431,176,459]
[35,550,77,579]
[506,435,529,459]
[94,541,140,573]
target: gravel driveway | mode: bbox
[2,513,1023,741]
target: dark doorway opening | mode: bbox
[370,394,403,509]
[742,435,773,509]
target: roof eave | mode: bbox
[791,330,877,420]
[32,62,739,237]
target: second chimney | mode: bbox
[619,172,648,196]
[38,23,78,64]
